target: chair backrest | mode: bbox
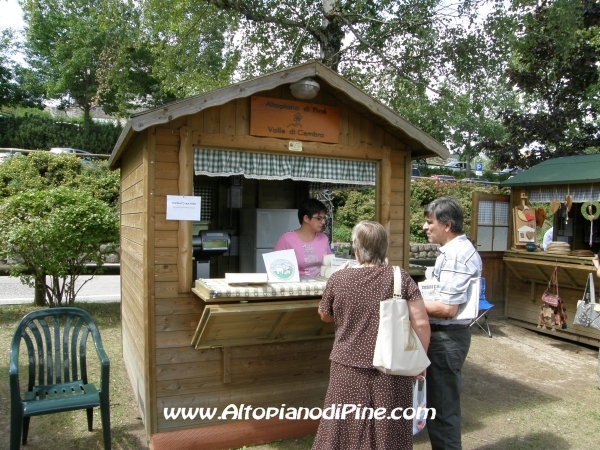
[10,308,103,390]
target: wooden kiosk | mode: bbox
[499,154,600,346]
[108,61,449,449]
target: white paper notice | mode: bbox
[262,249,301,283]
[166,195,201,221]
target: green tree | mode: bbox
[159,1,521,167]
[22,0,110,127]
[0,29,44,108]
[480,0,600,168]
[0,187,119,306]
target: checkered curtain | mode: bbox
[194,148,376,185]
[528,185,600,202]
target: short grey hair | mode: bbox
[351,220,388,266]
[423,197,464,234]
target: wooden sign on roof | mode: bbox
[250,96,339,144]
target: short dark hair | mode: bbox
[352,221,388,266]
[423,197,464,234]
[298,198,328,224]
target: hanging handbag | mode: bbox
[372,266,431,376]
[542,267,561,308]
[412,376,427,435]
[573,273,600,330]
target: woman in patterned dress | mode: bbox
[313,220,430,450]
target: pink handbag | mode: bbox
[542,267,560,308]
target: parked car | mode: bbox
[0,151,23,164]
[443,161,471,172]
[49,148,96,166]
[49,147,91,155]
[462,178,490,186]
[431,174,456,183]
[495,167,524,176]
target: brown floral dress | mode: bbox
[312,266,423,450]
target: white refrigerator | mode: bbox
[239,208,299,273]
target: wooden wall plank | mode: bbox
[122,179,143,203]
[235,98,249,136]
[155,248,179,265]
[194,132,384,161]
[155,281,195,299]
[122,164,144,192]
[187,110,204,130]
[155,230,178,248]
[220,101,236,135]
[121,213,144,229]
[204,106,221,133]
[155,161,179,180]
[144,127,157,434]
[155,296,205,315]
[154,144,178,163]
[155,313,201,332]
[122,237,143,262]
[155,264,179,282]
[155,180,179,196]
[121,226,144,246]
[338,105,349,146]
[155,214,179,231]
[155,128,180,146]
[122,196,145,215]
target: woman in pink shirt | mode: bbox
[274,198,332,277]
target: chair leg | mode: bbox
[10,410,23,450]
[100,398,111,450]
[479,314,492,338]
[22,417,30,445]
[87,407,94,431]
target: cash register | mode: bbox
[192,230,231,279]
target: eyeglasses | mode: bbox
[311,216,327,222]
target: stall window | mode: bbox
[471,193,510,251]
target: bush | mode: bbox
[0,151,120,206]
[0,187,119,306]
[0,111,121,153]
[334,188,376,229]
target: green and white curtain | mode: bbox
[194,148,376,186]
[528,185,600,203]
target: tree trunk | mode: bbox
[34,276,46,306]
[320,0,343,71]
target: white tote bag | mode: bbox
[372,266,431,376]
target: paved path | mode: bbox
[0,275,120,305]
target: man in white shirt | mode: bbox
[543,227,554,251]
[423,197,482,450]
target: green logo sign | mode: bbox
[270,259,295,281]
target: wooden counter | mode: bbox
[503,250,600,346]
[192,277,328,303]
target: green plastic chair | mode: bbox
[9,307,111,449]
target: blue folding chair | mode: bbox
[470,278,494,338]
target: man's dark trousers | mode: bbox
[426,327,471,450]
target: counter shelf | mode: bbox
[191,277,335,385]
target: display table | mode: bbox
[502,249,600,346]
